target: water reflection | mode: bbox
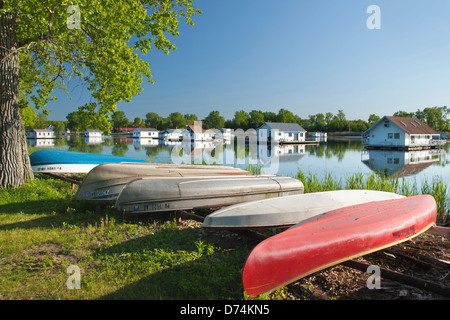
[361,149,444,178]
[27,135,449,181]
[27,138,55,147]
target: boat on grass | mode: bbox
[74,162,251,201]
[115,175,304,213]
[242,195,437,298]
[202,190,405,230]
[30,149,144,173]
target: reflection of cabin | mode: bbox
[85,137,102,145]
[85,129,103,138]
[215,128,233,141]
[362,116,446,150]
[159,129,183,141]
[311,132,327,142]
[258,144,306,162]
[26,129,55,139]
[133,138,159,147]
[257,122,306,144]
[361,149,442,178]
[26,138,55,147]
[133,128,158,138]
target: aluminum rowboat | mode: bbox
[74,162,251,201]
[115,175,304,213]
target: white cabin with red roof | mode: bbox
[362,116,445,149]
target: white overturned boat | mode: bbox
[202,190,405,230]
[115,175,304,213]
[74,162,251,201]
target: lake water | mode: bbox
[28,135,450,186]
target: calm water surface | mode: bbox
[28,135,450,186]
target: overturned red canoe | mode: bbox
[242,195,437,298]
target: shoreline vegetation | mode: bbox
[27,107,450,138]
[0,170,448,300]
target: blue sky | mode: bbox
[47,0,450,122]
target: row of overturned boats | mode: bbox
[31,150,449,298]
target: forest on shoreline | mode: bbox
[21,105,450,135]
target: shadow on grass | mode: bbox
[100,254,247,300]
[0,200,116,230]
[93,225,253,300]
[0,196,254,299]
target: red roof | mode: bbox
[385,116,439,135]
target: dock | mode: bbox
[279,140,319,146]
[364,144,446,151]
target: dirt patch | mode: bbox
[3,244,78,272]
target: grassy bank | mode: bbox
[0,176,256,299]
[0,172,448,300]
[296,171,449,222]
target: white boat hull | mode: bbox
[32,163,98,173]
[202,190,405,230]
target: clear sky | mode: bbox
[46,0,450,122]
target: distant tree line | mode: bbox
[20,103,449,134]
[393,106,450,132]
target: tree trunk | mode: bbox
[0,10,34,188]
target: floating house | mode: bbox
[362,116,446,150]
[159,129,183,141]
[133,128,159,138]
[26,129,55,139]
[257,122,306,144]
[85,129,103,138]
[115,127,138,134]
[183,124,215,141]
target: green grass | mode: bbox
[0,171,448,300]
[0,175,254,299]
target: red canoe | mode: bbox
[242,195,437,298]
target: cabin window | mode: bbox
[288,133,292,137]
[388,133,393,139]
[394,133,400,139]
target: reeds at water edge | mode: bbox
[295,170,449,224]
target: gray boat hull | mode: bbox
[115,175,304,213]
[74,163,251,201]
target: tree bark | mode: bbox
[0,10,34,188]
